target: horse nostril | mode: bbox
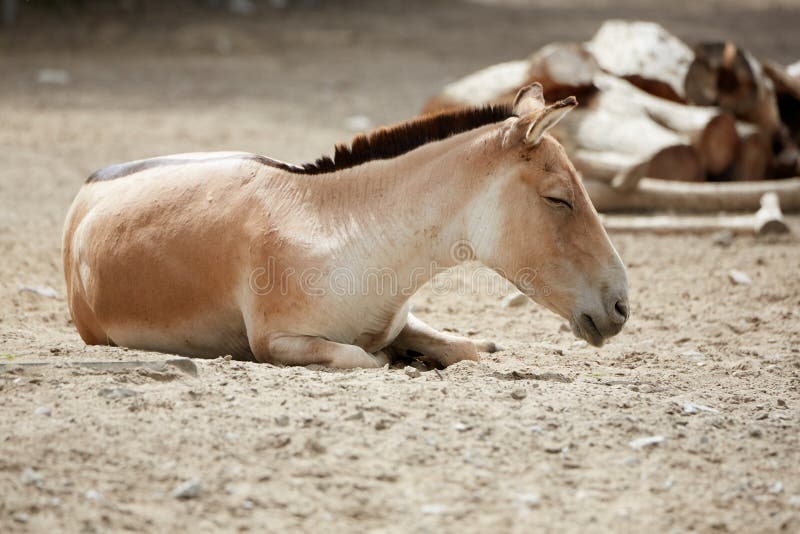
[614,300,630,322]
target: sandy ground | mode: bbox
[1,1,800,532]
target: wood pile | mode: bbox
[423,20,800,213]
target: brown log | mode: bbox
[730,132,771,181]
[590,75,739,176]
[586,20,693,102]
[697,114,739,175]
[684,42,781,135]
[585,176,800,212]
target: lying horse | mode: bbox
[62,84,629,368]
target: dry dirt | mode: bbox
[1,1,799,532]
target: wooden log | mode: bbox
[586,20,694,102]
[585,176,800,212]
[697,114,739,175]
[526,42,599,101]
[730,132,771,181]
[684,42,781,135]
[601,192,789,235]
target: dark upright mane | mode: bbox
[86,104,515,183]
[283,104,514,175]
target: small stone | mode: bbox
[728,270,752,285]
[305,438,327,454]
[404,366,421,378]
[344,115,372,132]
[680,350,705,361]
[172,479,202,500]
[502,292,529,308]
[683,402,719,415]
[344,411,364,421]
[223,354,232,361]
[36,69,70,85]
[275,415,290,427]
[789,495,800,507]
[374,419,391,431]
[18,284,59,298]
[749,427,763,438]
[21,468,44,486]
[242,499,255,510]
[543,444,563,454]
[12,513,29,524]
[711,230,734,248]
[453,422,470,432]
[99,388,138,400]
[572,340,588,349]
[511,389,527,400]
[777,399,787,407]
[420,504,447,515]
[516,492,541,507]
[34,405,52,416]
[85,489,104,501]
[769,482,784,494]
[628,435,665,449]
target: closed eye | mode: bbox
[543,196,573,210]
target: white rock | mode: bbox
[769,482,784,494]
[21,468,43,486]
[728,270,752,285]
[404,366,421,378]
[85,489,104,501]
[628,435,665,449]
[36,69,70,85]
[172,479,202,500]
[683,402,719,414]
[344,115,372,132]
[34,405,52,417]
[18,284,58,298]
[420,504,448,515]
[516,492,541,507]
[502,292,528,308]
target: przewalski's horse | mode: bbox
[63,84,629,368]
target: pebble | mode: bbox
[34,405,52,417]
[85,489,104,502]
[683,402,719,415]
[18,284,59,298]
[344,115,372,131]
[711,230,734,248]
[36,69,70,85]
[420,504,447,515]
[516,492,541,508]
[374,419,392,431]
[749,426,764,438]
[502,292,529,308]
[769,482,784,494]
[628,435,665,449]
[680,350,705,362]
[404,366,421,378]
[21,468,44,486]
[99,388,138,400]
[511,389,527,400]
[275,415,290,427]
[728,270,752,286]
[172,479,202,500]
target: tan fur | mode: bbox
[63,87,629,367]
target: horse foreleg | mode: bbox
[388,313,501,368]
[251,333,391,369]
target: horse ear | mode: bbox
[512,83,546,116]
[523,96,578,146]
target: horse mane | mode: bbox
[281,103,514,175]
[85,104,515,183]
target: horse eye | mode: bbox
[543,196,573,210]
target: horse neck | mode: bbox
[296,124,504,291]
